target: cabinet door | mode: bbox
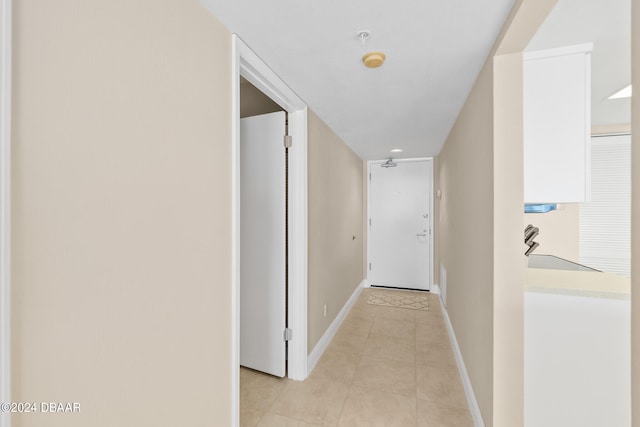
[524,45,591,204]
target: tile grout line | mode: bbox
[335,302,373,427]
[263,376,289,418]
[334,349,364,426]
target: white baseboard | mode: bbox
[440,298,485,427]
[307,280,364,375]
[430,283,441,295]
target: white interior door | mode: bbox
[369,159,432,290]
[240,111,286,377]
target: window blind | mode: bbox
[579,134,631,277]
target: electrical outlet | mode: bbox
[323,303,327,318]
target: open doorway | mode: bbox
[231,35,309,426]
[522,0,632,425]
[239,78,287,377]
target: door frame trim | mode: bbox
[0,1,11,426]
[231,35,308,426]
[366,157,434,291]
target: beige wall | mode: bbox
[307,110,364,352]
[524,204,580,262]
[11,1,233,426]
[437,58,496,425]
[240,77,283,118]
[435,1,556,425]
[632,0,639,424]
[492,51,527,427]
[433,157,440,286]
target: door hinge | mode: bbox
[369,262,372,271]
[369,172,371,181]
[284,328,293,341]
[284,135,292,148]
[369,218,372,227]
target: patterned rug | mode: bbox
[367,291,429,311]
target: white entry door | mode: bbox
[240,112,286,377]
[369,159,432,290]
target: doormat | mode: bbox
[367,292,429,311]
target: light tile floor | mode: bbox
[240,288,473,427]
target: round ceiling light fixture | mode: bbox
[362,51,386,68]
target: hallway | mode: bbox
[240,288,472,426]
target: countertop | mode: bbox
[526,257,630,300]
[528,254,599,272]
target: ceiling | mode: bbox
[527,0,631,128]
[201,0,515,160]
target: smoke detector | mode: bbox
[356,30,371,45]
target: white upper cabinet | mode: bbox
[524,44,592,204]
